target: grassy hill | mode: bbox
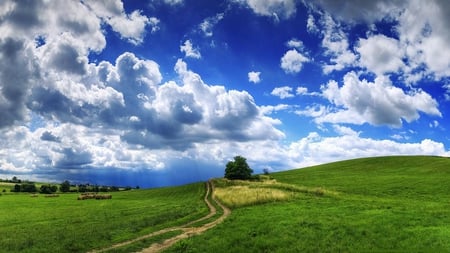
[165,156,450,252]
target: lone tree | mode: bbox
[225,156,253,180]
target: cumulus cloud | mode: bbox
[288,131,450,167]
[85,0,153,45]
[280,49,309,74]
[356,34,405,75]
[248,71,261,83]
[318,72,441,127]
[0,49,287,181]
[180,40,201,59]
[108,11,151,44]
[312,0,450,80]
[0,38,37,128]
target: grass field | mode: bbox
[2,156,450,252]
[164,156,450,252]
[0,183,208,253]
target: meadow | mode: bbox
[165,156,450,252]
[0,183,208,253]
[2,156,450,252]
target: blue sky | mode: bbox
[0,0,449,188]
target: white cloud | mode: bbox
[430,120,439,128]
[318,72,442,127]
[271,86,294,99]
[319,14,357,74]
[260,104,290,115]
[356,34,405,75]
[163,0,184,5]
[84,0,152,45]
[108,10,151,45]
[312,0,450,81]
[248,71,261,83]
[296,86,308,95]
[180,40,201,59]
[286,38,303,49]
[240,0,297,20]
[288,132,450,168]
[280,49,309,74]
[306,14,318,33]
[397,1,450,79]
[148,17,161,33]
[332,124,360,136]
[199,13,224,37]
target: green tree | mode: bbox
[40,185,51,194]
[22,183,37,193]
[13,184,21,192]
[60,180,71,193]
[224,156,253,180]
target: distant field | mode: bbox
[0,183,207,252]
[165,156,450,252]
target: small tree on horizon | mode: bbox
[224,156,253,180]
[60,180,71,193]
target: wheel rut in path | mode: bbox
[89,180,230,253]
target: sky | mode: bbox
[0,0,449,188]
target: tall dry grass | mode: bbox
[213,178,337,208]
[214,185,293,208]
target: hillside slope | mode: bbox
[274,155,450,199]
[165,156,450,252]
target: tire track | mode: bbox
[89,180,230,253]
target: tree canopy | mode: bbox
[224,156,253,180]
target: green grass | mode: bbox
[3,156,450,252]
[0,182,208,253]
[164,156,450,252]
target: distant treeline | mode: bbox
[2,177,138,194]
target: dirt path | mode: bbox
[89,180,230,253]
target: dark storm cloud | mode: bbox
[3,0,44,29]
[0,38,38,128]
[28,87,89,125]
[55,147,93,168]
[40,131,61,142]
[48,43,87,75]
